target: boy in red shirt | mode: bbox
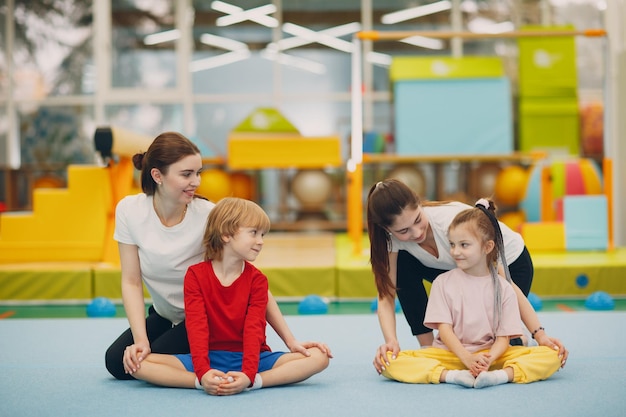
[131,197,331,395]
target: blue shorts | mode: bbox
[176,350,285,373]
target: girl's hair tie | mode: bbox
[475,198,490,209]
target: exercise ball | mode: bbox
[196,168,231,202]
[473,163,501,198]
[520,158,603,222]
[298,295,329,315]
[230,172,254,200]
[387,165,426,196]
[499,210,525,233]
[291,170,333,211]
[580,101,604,155]
[86,297,116,317]
[494,165,529,206]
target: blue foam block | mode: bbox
[394,77,513,155]
[563,195,608,250]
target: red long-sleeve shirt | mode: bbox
[184,260,270,385]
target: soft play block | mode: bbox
[390,56,505,80]
[334,233,376,299]
[518,26,578,97]
[228,133,342,169]
[563,195,608,250]
[0,263,92,301]
[520,222,566,251]
[92,263,150,300]
[394,77,513,155]
[519,97,580,154]
[0,165,111,263]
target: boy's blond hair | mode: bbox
[203,197,271,261]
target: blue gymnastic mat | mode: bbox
[1,312,624,417]
[394,78,513,155]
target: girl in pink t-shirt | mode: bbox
[381,199,561,388]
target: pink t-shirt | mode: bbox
[424,268,522,353]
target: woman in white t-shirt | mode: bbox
[366,179,568,375]
[105,132,331,380]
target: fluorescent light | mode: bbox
[190,50,251,72]
[282,22,354,53]
[211,1,278,28]
[366,51,392,67]
[261,50,327,74]
[268,22,361,52]
[199,33,248,51]
[381,1,451,24]
[400,35,445,50]
[468,17,514,34]
[144,29,180,45]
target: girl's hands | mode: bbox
[535,333,569,368]
[373,341,401,374]
[463,352,491,377]
[123,341,151,374]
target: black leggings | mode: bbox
[395,246,534,336]
[104,306,189,380]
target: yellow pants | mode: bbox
[381,346,561,384]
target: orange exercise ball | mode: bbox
[494,165,529,206]
[499,210,526,233]
[196,168,231,202]
[230,172,254,200]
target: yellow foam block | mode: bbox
[334,233,376,298]
[93,263,150,300]
[521,222,566,251]
[0,165,111,263]
[228,133,342,169]
[0,262,92,301]
[264,267,336,298]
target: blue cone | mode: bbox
[298,295,328,315]
[584,291,615,311]
[86,297,116,317]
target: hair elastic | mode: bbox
[474,200,512,284]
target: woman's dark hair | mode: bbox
[131,132,201,196]
[366,179,421,298]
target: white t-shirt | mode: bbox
[391,202,525,270]
[114,194,215,324]
[425,268,522,353]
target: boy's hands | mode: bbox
[200,370,250,396]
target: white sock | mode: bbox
[445,370,475,388]
[474,370,509,389]
[246,374,263,391]
[194,377,203,390]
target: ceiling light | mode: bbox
[269,22,361,52]
[190,50,251,72]
[211,1,278,28]
[281,22,356,53]
[400,35,445,50]
[261,50,327,74]
[366,51,392,67]
[381,1,451,24]
[468,17,514,34]
[144,29,180,45]
[199,33,248,51]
